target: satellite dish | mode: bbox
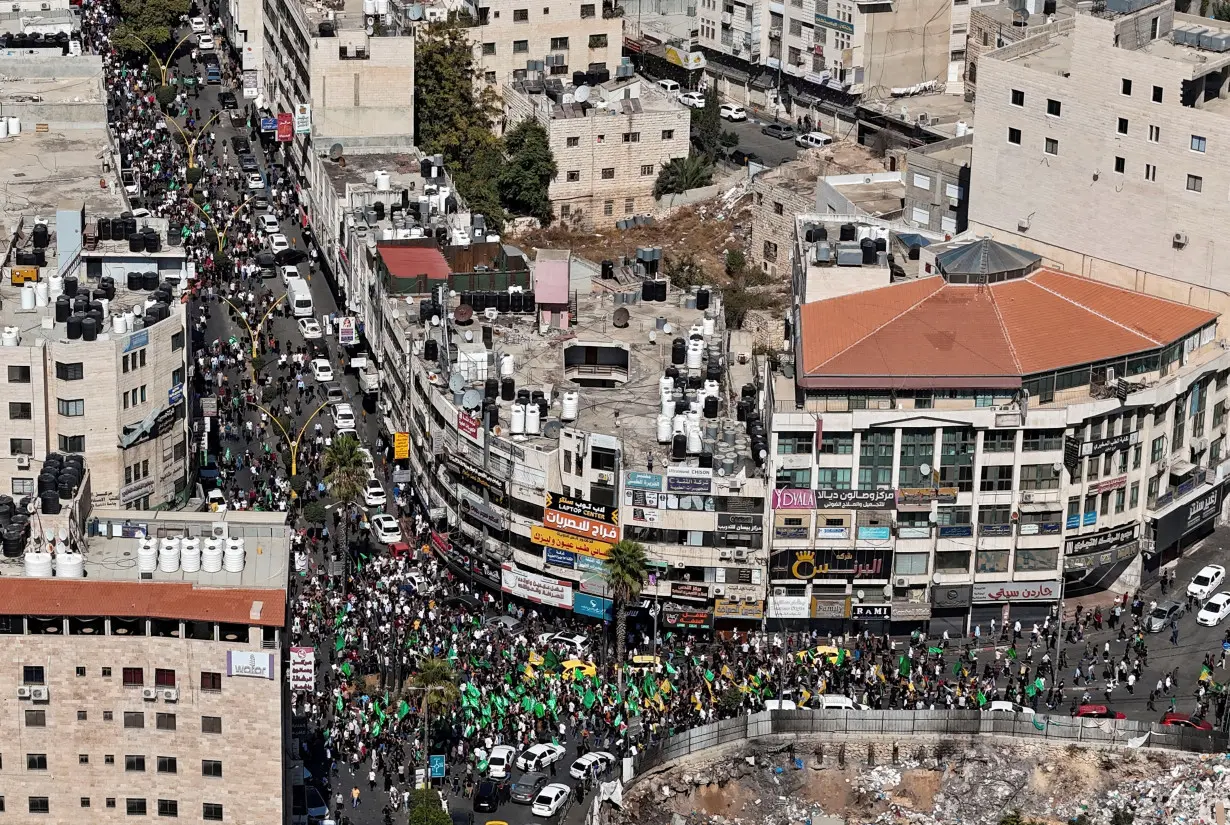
[454,304,474,324]
[448,373,465,393]
[856,589,866,601]
[461,389,483,410]
[484,307,499,320]
[919,462,931,476]
[430,315,440,326]
[404,296,414,305]
[408,3,424,19]
[328,143,344,161]
[663,322,673,334]
[574,85,591,103]
[1053,461,1064,472]
[613,306,630,328]
[542,420,562,438]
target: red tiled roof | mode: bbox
[798,269,1217,388]
[378,244,450,281]
[0,580,285,626]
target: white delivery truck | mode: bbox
[286,276,314,318]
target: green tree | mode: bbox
[406,788,452,825]
[718,685,744,715]
[302,501,328,526]
[323,434,368,562]
[654,155,714,198]
[725,249,746,276]
[720,130,740,153]
[694,92,722,161]
[112,0,191,53]
[499,119,556,224]
[662,253,706,289]
[603,540,648,664]
[409,656,461,712]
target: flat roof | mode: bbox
[380,243,451,281]
[508,77,684,121]
[830,178,905,217]
[320,151,426,192]
[975,0,1077,28]
[0,129,123,223]
[0,580,285,626]
[859,93,974,139]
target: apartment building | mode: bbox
[0,206,190,511]
[900,132,971,234]
[467,0,624,87]
[764,228,1230,635]
[0,508,290,824]
[261,0,415,183]
[968,0,1230,316]
[964,0,1074,101]
[503,76,691,227]
[219,0,264,99]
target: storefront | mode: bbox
[889,602,932,634]
[968,580,1060,631]
[850,602,890,635]
[766,593,811,631]
[713,598,764,635]
[810,592,850,634]
[928,585,970,638]
[1063,523,1139,598]
[1149,481,1227,583]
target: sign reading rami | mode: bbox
[226,650,275,679]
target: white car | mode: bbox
[719,103,747,121]
[268,233,289,253]
[531,784,571,819]
[1189,564,1226,600]
[568,751,614,780]
[298,318,323,340]
[370,513,401,544]
[795,131,835,149]
[247,171,266,191]
[538,630,590,656]
[197,33,215,50]
[279,264,299,285]
[357,446,376,477]
[678,91,705,109]
[310,358,333,382]
[987,701,1035,716]
[335,428,359,442]
[258,213,280,234]
[515,742,566,772]
[488,744,517,780]
[364,478,386,507]
[190,16,208,33]
[332,403,356,429]
[1197,591,1230,626]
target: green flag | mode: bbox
[521,696,534,713]
[544,651,562,672]
[1034,677,1044,690]
[1032,716,1047,731]
[665,662,677,675]
[583,689,596,709]
[897,656,910,677]
[951,661,963,677]
[397,701,411,720]
[336,696,344,713]
[533,701,546,718]
[340,662,353,678]
[372,722,382,737]
[643,675,658,697]
[1025,683,1037,698]
[704,670,715,683]
[976,691,987,707]
[928,646,944,655]
[1006,647,1017,660]
[377,705,388,722]
[335,637,345,652]
[836,648,846,667]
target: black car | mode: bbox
[510,771,548,803]
[230,135,251,154]
[761,123,796,140]
[219,91,238,110]
[728,148,763,167]
[239,154,260,172]
[449,812,474,825]
[473,780,499,812]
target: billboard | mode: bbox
[276,112,293,142]
[500,563,574,610]
[531,525,611,559]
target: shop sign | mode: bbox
[1064,539,1139,571]
[772,488,816,510]
[666,465,713,493]
[714,599,764,619]
[625,471,663,490]
[814,489,895,510]
[670,582,709,601]
[120,477,155,504]
[798,548,891,579]
[662,609,711,630]
[815,526,851,539]
[575,553,606,574]
[897,526,930,539]
[896,487,958,509]
[1095,475,1127,494]
[980,524,1013,537]
[627,505,658,523]
[289,647,315,691]
[544,492,617,524]
[815,12,854,33]
[1083,431,1141,458]
[573,593,613,621]
[930,584,971,608]
[623,488,662,508]
[544,547,576,569]
[337,315,357,346]
[447,455,506,492]
[260,116,278,131]
[856,526,891,541]
[168,383,184,406]
[717,513,762,534]
[201,397,218,417]
[429,531,449,554]
[393,432,410,460]
[971,580,1061,602]
[293,102,312,134]
[500,563,574,610]
[938,525,973,538]
[544,508,619,543]
[890,603,932,620]
[767,595,810,619]
[530,525,611,559]
[276,111,293,141]
[1064,523,1137,556]
[774,525,809,540]
[458,488,507,531]
[850,603,890,621]
[810,597,850,619]
[1155,481,1226,549]
[1019,522,1062,536]
[226,650,275,680]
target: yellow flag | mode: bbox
[522,665,536,681]
[660,680,673,694]
[692,695,703,712]
[819,678,826,694]
[655,695,666,712]
[799,689,812,707]
[721,664,735,681]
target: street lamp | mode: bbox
[219,293,288,363]
[163,110,221,169]
[123,30,197,87]
[247,398,331,476]
[188,196,253,254]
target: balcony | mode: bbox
[1148,467,1214,511]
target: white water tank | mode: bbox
[34,280,48,307]
[689,324,704,339]
[56,551,84,578]
[7,117,19,136]
[159,537,181,573]
[181,537,201,572]
[703,379,720,398]
[223,538,245,572]
[202,538,224,573]
[25,552,53,577]
[0,118,7,139]
[687,408,702,427]
[20,283,35,310]
[363,0,377,12]
[687,423,702,454]
[525,402,541,435]
[99,297,110,319]
[511,403,526,434]
[686,341,703,370]
[1,328,18,347]
[955,120,969,137]
[48,274,63,300]
[660,394,674,416]
[561,391,579,421]
[374,170,391,191]
[657,415,672,443]
[672,413,686,434]
[702,316,716,337]
[137,539,158,573]
[113,313,128,334]
[658,376,673,396]
[500,354,515,378]
[375,0,390,13]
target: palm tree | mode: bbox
[409,656,460,712]
[653,155,714,198]
[323,434,368,588]
[603,539,649,665]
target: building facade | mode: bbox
[900,132,971,234]
[469,0,624,87]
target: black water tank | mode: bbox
[536,397,548,420]
[101,277,116,300]
[742,383,757,399]
[38,473,56,493]
[510,291,524,314]
[816,225,828,241]
[874,237,887,253]
[72,296,88,315]
[128,233,144,252]
[81,317,97,341]
[66,315,82,340]
[671,338,686,365]
[40,491,61,515]
[642,279,654,301]
[484,378,499,399]
[496,292,511,314]
[1,527,22,558]
[418,299,434,321]
[703,395,719,418]
[97,217,112,241]
[531,389,545,405]
[706,361,721,382]
[32,248,47,267]
[657,280,669,301]
[32,224,49,249]
[423,338,438,362]
[124,271,139,291]
[63,275,78,297]
[124,216,138,237]
[460,292,473,310]
[699,451,713,469]
[470,292,487,311]
[696,288,710,311]
[908,244,922,261]
[861,237,877,265]
[573,70,587,87]
[485,403,499,431]
[665,366,679,380]
[601,260,614,280]
[839,223,856,242]
[57,480,75,501]
[373,201,385,221]
[481,325,493,348]
[500,377,515,402]
[142,271,158,291]
[55,296,70,323]
[524,291,535,313]
[144,230,161,253]
[89,301,103,317]
[672,433,687,460]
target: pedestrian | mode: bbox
[351,786,361,808]
[1169,619,1180,646]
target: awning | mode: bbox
[1018,501,1062,512]
[1170,460,1196,476]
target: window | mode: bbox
[661,129,674,140]
[1010,89,1024,106]
[29,797,49,814]
[1020,464,1061,490]
[158,800,178,817]
[763,240,778,261]
[1191,135,1207,153]
[550,36,569,49]
[1117,117,1128,135]
[512,39,529,53]
[566,170,580,182]
[773,202,785,216]
[55,361,83,380]
[818,433,854,454]
[122,667,144,687]
[126,755,146,772]
[1121,78,1132,95]
[640,164,654,176]
[9,439,32,456]
[1151,435,1166,463]
[103,711,113,720]
[1149,124,1160,142]
[1150,15,1158,38]
[23,665,45,684]
[513,7,528,19]
[155,713,176,731]
[27,753,47,770]
[58,434,84,452]
[1145,163,1157,182]
[82,798,91,808]
[105,755,115,764]
[203,804,224,821]
[911,206,930,224]
[622,131,639,143]
[200,671,222,692]
[1046,98,1061,117]
[624,198,634,214]
[595,134,605,143]
[912,172,932,190]
[123,712,144,729]
[1044,137,1058,155]
[171,330,184,351]
[1007,127,1021,145]
[983,430,1015,452]
[154,668,176,687]
[7,365,29,383]
[80,753,89,763]
[25,709,45,726]
[481,42,495,54]
[1114,156,1125,174]
[589,34,607,48]
[600,167,614,179]
[201,716,222,734]
[814,468,851,490]
[57,398,84,417]
[1187,174,1203,193]
[1022,429,1063,451]
[77,709,87,719]
[202,760,223,778]
[8,402,30,420]
[603,200,613,216]
[581,2,595,15]
[157,756,178,774]
[107,798,117,808]
[127,798,147,816]
[102,667,112,677]
[777,432,814,455]
[980,465,1013,492]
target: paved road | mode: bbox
[719,116,802,167]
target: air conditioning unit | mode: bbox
[674,561,685,569]
[1220,423,1227,436]
[916,112,931,127]
[894,577,907,588]
[713,585,725,596]
[1020,491,1034,503]
[142,687,159,701]
[772,587,787,597]
[16,685,31,699]
[211,522,228,539]
[16,454,29,469]
[10,5,19,13]
[1194,437,1209,451]
[1173,232,1188,248]
[718,549,733,560]
[30,686,49,702]
[596,471,613,484]
[734,548,748,561]
[948,197,960,208]
[162,688,179,702]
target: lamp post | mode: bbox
[163,110,221,169]
[124,30,196,87]
[188,196,253,254]
[247,398,330,476]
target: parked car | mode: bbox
[1160,712,1214,730]
[656,78,680,95]
[1146,600,1182,632]
[258,213,280,234]
[1075,704,1127,720]
[795,131,834,149]
[310,359,333,382]
[370,513,401,544]
[728,148,763,167]
[510,772,549,803]
[248,171,268,191]
[679,91,706,108]
[986,701,1035,716]
[761,123,796,140]
[569,751,615,780]
[473,780,499,813]
[531,784,571,818]
[190,16,208,33]
[332,403,356,429]
[485,615,524,634]
[537,631,590,656]
[231,135,251,154]
[515,743,566,772]
[363,478,387,507]
[1188,564,1226,600]
[218,91,238,110]
[719,103,747,121]
[488,745,517,780]
[197,32,215,50]
[1197,591,1230,626]
[240,154,260,172]
[267,233,289,253]
[298,318,323,340]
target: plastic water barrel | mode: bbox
[657,415,672,443]
[2,525,23,557]
[202,538,224,573]
[81,317,97,341]
[223,538,245,572]
[525,402,541,435]
[55,552,84,578]
[181,538,201,573]
[141,271,158,291]
[500,377,515,402]
[696,288,710,311]
[137,539,158,573]
[127,271,141,291]
[39,490,61,515]
[704,395,719,418]
[24,552,53,577]
[423,339,438,362]
[561,391,579,421]
[97,217,112,241]
[672,433,687,460]
[511,404,526,434]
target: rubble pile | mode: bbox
[617,740,1230,825]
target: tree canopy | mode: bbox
[499,120,557,224]
[112,0,191,53]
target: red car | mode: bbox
[1076,704,1127,719]
[1160,712,1214,731]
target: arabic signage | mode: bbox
[1095,475,1127,494]
[545,492,617,525]
[544,508,619,543]
[971,580,1061,603]
[1155,481,1226,548]
[810,548,891,579]
[124,328,149,353]
[767,595,810,619]
[891,603,932,620]
[429,531,450,554]
[716,513,763,534]
[120,477,155,505]
[260,116,278,131]
[815,489,895,510]
[1064,538,1139,572]
[120,403,182,449]
[811,597,850,619]
[458,488,508,531]
[1084,431,1141,458]
[531,525,611,559]
[289,646,315,691]
[447,455,506,492]
[276,111,293,142]
[857,526,891,541]
[938,525,973,538]
[662,608,712,630]
[624,488,662,508]
[393,432,410,460]
[457,411,481,441]
[1064,523,1137,556]
[226,650,275,680]
[200,397,218,417]
[168,383,184,406]
[896,487,958,510]
[815,12,854,33]
[1018,521,1063,535]
[544,547,575,569]
[851,603,891,621]
[772,488,816,510]
[573,593,613,621]
[625,471,663,490]
[930,585,971,608]
[714,599,764,620]
[666,465,713,493]
[816,526,851,539]
[500,563,574,610]
[294,102,312,135]
[337,316,357,346]
[670,582,709,601]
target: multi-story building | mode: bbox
[219,0,264,99]
[502,76,691,227]
[466,0,624,87]
[964,0,1074,101]
[968,0,1230,316]
[261,0,415,184]
[0,507,290,824]
[765,227,1230,635]
[899,132,971,234]
[0,207,191,510]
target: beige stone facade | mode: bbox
[472,0,623,87]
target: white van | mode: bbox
[795,131,835,149]
[656,78,680,96]
[763,699,797,711]
[286,276,314,318]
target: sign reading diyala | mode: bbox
[226,650,275,680]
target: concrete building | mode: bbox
[219,0,264,100]
[964,0,1075,101]
[0,507,290,824]
[260,0,415,184]
[968,0,1230,317]
[465,0,625,87]
[765,230,1230,634]
[899,132,971,234]
[503,76,691,227]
